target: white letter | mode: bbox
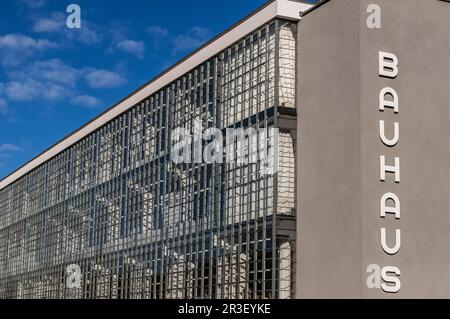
[380,156,400,183]
[381,192,400,219]
[381,228,401,255]
[381,266,401,293]
[366,264,381,289]
[171,127,191,164]
[259,128,279,176]
[193,119,203,164]
[379,120,399,147]
[379,87,399,113]
[379,51,398,78]
[66,4,81,29]
[227,127,258,166]
[203,128,224,164]
[367,4,381,29]
[66,264,81,289]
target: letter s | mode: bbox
[381,266,401,293]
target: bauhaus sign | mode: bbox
[366,50,402,294]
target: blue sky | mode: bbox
[0,0,317,179]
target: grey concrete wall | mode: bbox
[297,0,450,298]
[296,0,362,299]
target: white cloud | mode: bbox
[32,12,65,33]
[85,69,126,89]
[173,27,212,54]
[8,59,81,87]
[146,26,169,38]
[32,12,100,45]
[0,143,21,164]
[2,58,124,104]
[70,95,101,109]
[116,40,145,59]
[0,56,124,115]
[145,26,170,51]
[0,33,58,66]
[0,99,7,115]
[18,0,48,9]
[5,80,67,102]
[0,33,57,51]
[3,59,77,102]
[0,144,22,152]
[63,23,100,45]
[5,81,39,101]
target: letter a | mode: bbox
[379,87,399,113]
[367,4,381,29]
[66,4,81,29]
[381,192,400,219]
[366,264,382,289]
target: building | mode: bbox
[0,0,312,299]
[296,0,450,299]
[1,0,450,299]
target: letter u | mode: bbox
[381,228,401,255]
[379,120,399,147]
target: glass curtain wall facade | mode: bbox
[0,19,297,299]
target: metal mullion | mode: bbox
[148,96,157,299]
[187,71,196,298]
[199,72,206,299]
[160,87,169,299]
[234,40,245,299]
[221,49,230,299]
[142,101,150,298]
[217,52,225,299]
[166,86,173,299]
[148,96,157,298]
[153,93,162,299]
[174,83,184,299]
[245,42,253,296]
[93,130,103,298]
[166,84,176,299]
[207,60,216,299]
[65,148,74,299]
[159,90,167,299]
[122,115,131,299]
[180,76,189,299]
[238,38,248,299]
[271,19,280,299]
[259,24,268,299]
[88,135,96,299]
[223,46,232,299]
[134,107,144,299]
[192,69,199,298]
[116,119,123,299]
[129,109,138,299]
[173,81,183,299]
[205,64,211,298]
[128,110,136,299]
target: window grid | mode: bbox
[0,20,297,300]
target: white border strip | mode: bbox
[0,0,311,190]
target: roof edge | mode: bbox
[0,0,312,190]
[300,0,332,17]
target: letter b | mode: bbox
[379,51,399,78]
